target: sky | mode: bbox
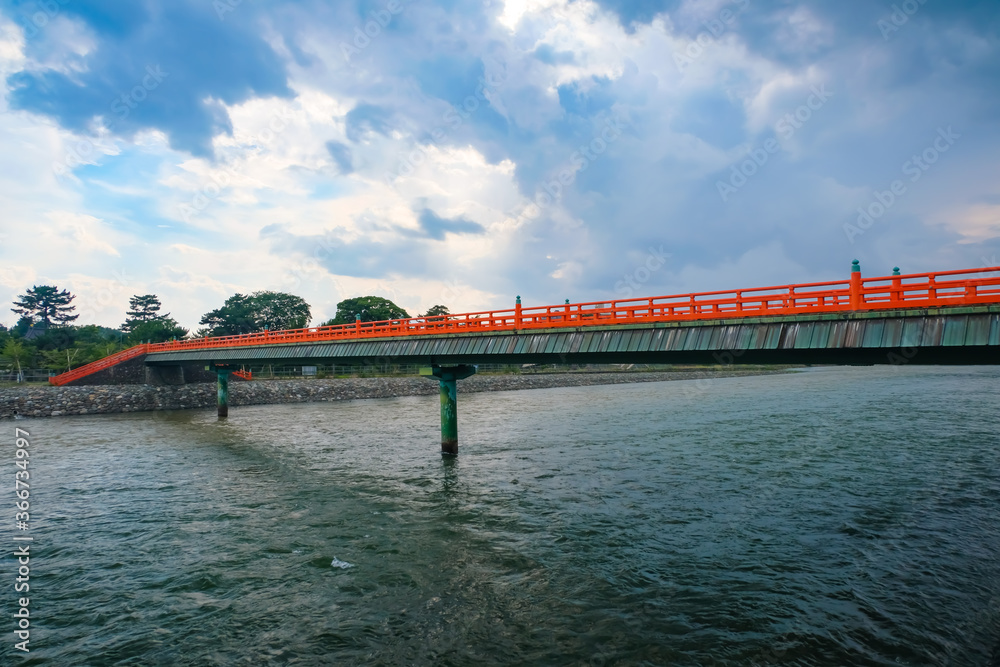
[0,0,997,331]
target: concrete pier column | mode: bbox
[422,365,477,455]
[217,369,231,418]
[439,375,458,454]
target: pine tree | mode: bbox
[122,294,168,332]
[11,285,78,327]
[127,318,189,344]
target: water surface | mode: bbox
[6,366,1000,665]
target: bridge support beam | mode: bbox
[216,369,231,418]
[424,365,477,455]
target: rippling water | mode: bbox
[5,366,1000,665]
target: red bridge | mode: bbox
[49,261,1000,454]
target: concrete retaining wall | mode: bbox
[1,369,786,419]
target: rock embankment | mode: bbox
[0,369,789,419]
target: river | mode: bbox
[5,366,1000,665]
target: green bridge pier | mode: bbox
[425,365,477,455]
[214,365,231,418]
[214,361,478,451]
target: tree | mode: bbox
[40,346,84,373]
[11,316,32,337]
[198,291,311,337]
[74,325,122,344]
[322,296,410,325]
[199,293,255,336]
[122,294,169,332]
[12,285,78,327]
[38,339,117,373]
[250,291,311,331]
[0,339,28,382]
[423,305,450,318]
[30,324,124,352]
[32,327,76,351]
[127,318,189,344]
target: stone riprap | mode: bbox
[0,370,789,419]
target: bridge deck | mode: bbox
[50,265,1000,385]
[141,306,1000,368]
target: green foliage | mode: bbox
[36,336,127,372]
[12,316,32,337]
[95,326,125,341]
[0,339,28,371]
[12,285,78,327]
[122,294,185,342]
[123,294,167,332]
[72,325,119,344]
[2,287,137,374]
[40,347,94,372]
[423,304,450,318]
[14,324,123,355]
[199,293,255,336]
[31,327,77,351]
[127,318,188,344]
[251,291,311,331]
[199,291,311,337]
[322,296,410,326]
[39,347,85,372]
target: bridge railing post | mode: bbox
[891,267,901,305]
[850,259,862,310]
[515,296,522,328]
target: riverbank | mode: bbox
[0,368,794,419]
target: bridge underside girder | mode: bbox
[147,348,999,367]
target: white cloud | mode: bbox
[671,241,809,293]
[939,204,1000,244]
[1,1,998,334]
[20,14,97,78]
[41,211,121,257]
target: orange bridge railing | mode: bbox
[50,264,1000,385]
[49,343,150,386]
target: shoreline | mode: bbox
[0,369,794,419]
